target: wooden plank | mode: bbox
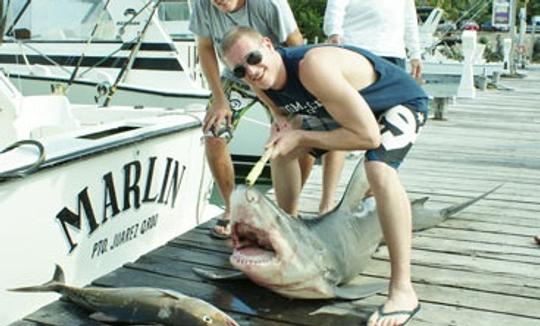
[373,247,540,280]
[362,259,540,299]
[417,227,538,247]
[316,298,540,326]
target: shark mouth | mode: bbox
[231,221,278,267]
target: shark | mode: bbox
[195,158,500,300]
[10,264,239,326]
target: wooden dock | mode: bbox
[12,66,540,325]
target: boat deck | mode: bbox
[11,66,540,325]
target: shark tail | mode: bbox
[8,264,65,293]
[411,184,503,232]
[440,184,503,218]
[337,158,371,213]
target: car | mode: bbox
[481,21,509,32]
[437,20,457,32]
[461,20,480,31]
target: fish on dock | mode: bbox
[195,158,501,300]
[10,264,238,326]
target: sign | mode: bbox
[492,0,511,29]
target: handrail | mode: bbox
[0,139,45,179]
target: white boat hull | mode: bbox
[0,108,216,324]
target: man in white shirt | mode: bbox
[324,0,423,78]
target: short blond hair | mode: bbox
[220,26,263,57]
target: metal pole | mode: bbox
[508,0,518,74]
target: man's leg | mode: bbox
[319,150,346,214]
[271,152,305,217]
[206,136,234,235]
[366,160,418,326]
[298,153,315,187]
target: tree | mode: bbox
[289,0,326,43]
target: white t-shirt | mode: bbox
[323,0,421,60]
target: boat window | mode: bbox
[158,1,191,22]
[158,0,193,40]
[5,0,117,41]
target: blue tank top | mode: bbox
[264,45,428,118]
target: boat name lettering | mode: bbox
[91,213,159,259]
[116,21,141,26]
[56,157,186,254]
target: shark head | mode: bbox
[230,185,333,298]
[229,159,373,298]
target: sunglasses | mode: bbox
[232,50,263,79]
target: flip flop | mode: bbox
[375,303,421,326]
[210,218,231,240]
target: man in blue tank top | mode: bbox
[220,26,427,326]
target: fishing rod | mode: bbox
[5,0,29,37]
[101,0,161,107]
[78,0,154,79]
[0,0,7,45]
[64,0,112,91]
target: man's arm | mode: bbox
[285,29,304,47]
[294,48,381,153]
[197,36,231,132]
[404,0,422,78]
[323,0,350,44]
[252,88,297,142]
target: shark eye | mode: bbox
[203,315,213,324]
[245,188,258,203]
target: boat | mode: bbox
[1,0,209,107]
[1,0,271,174]
[0,72,218,325]
[416,6,504,77]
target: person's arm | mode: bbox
[253,88,295,142]
[285,28,304,47]
[197,36,231,133]
[404,0,422,78]
[323,0,350,44]
[270,48,381,158]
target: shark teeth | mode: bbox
[230,222,278,266]
[231,248,276,266]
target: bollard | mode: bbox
[458,30,476,98]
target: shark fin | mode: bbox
[309,302,362,317]
[89,312,121,323]
[332,281,386,300]
[412,184,503,231]
[411,196,430,207]
[336,158,370,214]
[8,264,65,292]
[192,267,246,280]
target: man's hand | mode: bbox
[203,97,232,134]
[410,58,422,80]
[326,34,342,45]
[270,114,292,137]
[267,128,304,159]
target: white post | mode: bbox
[502,37,512,72]
[458,30,476,99]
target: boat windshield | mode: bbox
[5,0,117,41]
[157,0,193,40]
